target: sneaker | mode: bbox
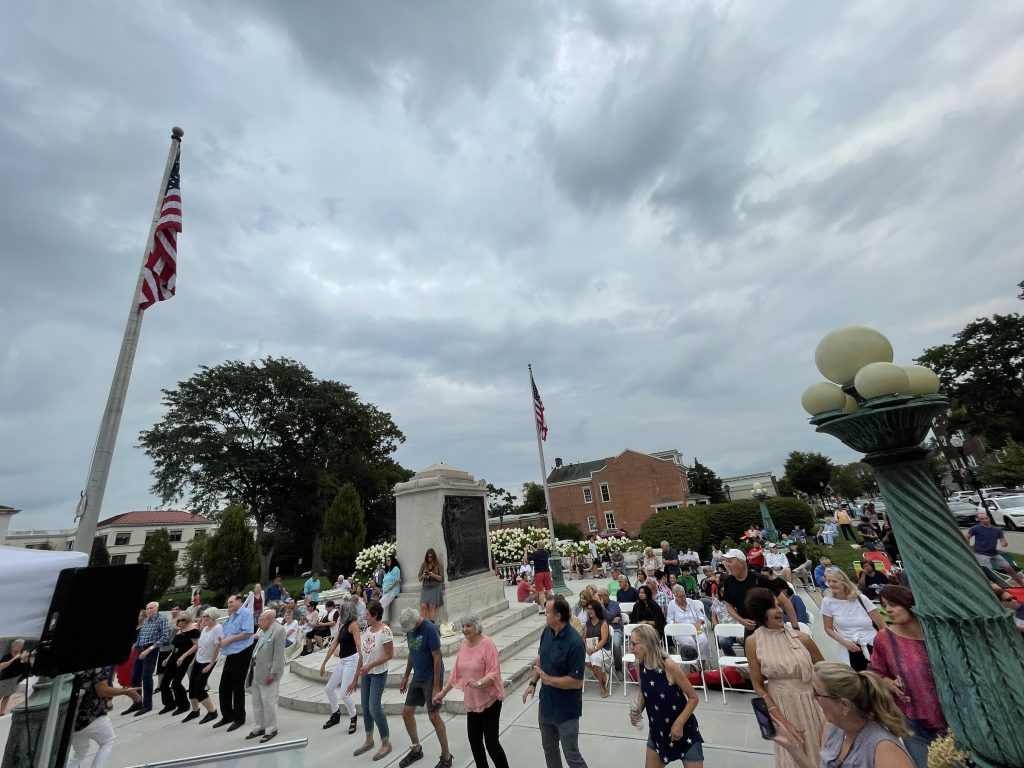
[433,754,453,768]
[323,711,341,729]
[399,745,423,768]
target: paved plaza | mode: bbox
[1,579,841,768]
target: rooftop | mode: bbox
[96,510,212,528]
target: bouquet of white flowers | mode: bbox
[352,541,397,585]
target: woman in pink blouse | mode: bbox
[433,612,508,768]
[869,585,948,768]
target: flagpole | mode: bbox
[528,364,570,594]
[71,127,183,555]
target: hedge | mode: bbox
[638,498,815,557]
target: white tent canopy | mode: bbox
[0,545,88,640]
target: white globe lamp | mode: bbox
[815,327,894,385]
[854,362,910,400]
[801,382,847,416]
[902,364,941,396]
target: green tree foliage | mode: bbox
[830,462,873,500]
[775,477,797,498]
[321,483,367,576]
[979,437,1024,488]
[139,357,407,581]
[486,484,517,521]
[520,482,546,516]
[178,535,208,585]
[783,451,835,498]
[916,285,1024,447]
[554,521,584,541]
[638,499,815,555]
[139,528,177,603]
[202,505,257,595]
[686,458,726,502]
[925,439,953,493]
[89,536,110,567]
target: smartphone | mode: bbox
[751,697,776,739]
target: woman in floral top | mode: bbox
[434,612,508,768]
[869,586,947,768]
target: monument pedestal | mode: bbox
[392,463,508,623]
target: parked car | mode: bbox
[980,495,1024,531]
[949,490,975,503]
[598,528,629,539]
[948,500,980,526]
[970,487,1009,504]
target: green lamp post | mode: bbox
[752,482,779,542]
[801,326,1024,768]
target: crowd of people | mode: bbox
[45,509,1024,768]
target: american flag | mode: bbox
[138,150,182,310]
[531,367,548,441]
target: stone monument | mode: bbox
[391,463,508,622]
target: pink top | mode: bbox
[869,629,947,730]
[449,635,504,713]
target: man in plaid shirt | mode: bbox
[123,602,169,716]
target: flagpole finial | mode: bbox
[171,127,184,140]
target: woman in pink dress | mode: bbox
[869,585,947,768]
[433,612,508,768]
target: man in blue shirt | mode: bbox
[123,602,169,716]
[522,598,588,768]
[397,608,451,768]
[266,576,284,604]
[967,511,1024,586]
[303,572,322,603]
[813,556,832,593]
[214,594,254,731]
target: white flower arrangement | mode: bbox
[352,541,397,585]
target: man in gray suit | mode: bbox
[246,609,286,743]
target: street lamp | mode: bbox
[801,325,1024,767]
[949,434,992,514]
[724,484,731,502]
[751,482,779,541]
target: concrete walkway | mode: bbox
[1,577,842,768]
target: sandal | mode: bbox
[348,716,358,734]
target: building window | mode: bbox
[111,554,127,566]
[583,487,593,504]
[194,529,206,538]
[65,541,74,550]
[604,511,616,529]
[600,483,611,503]
[172,550,180,561]
[587,516,598,532]
[114,532,131,546]
[967,455,978,468]
[169,530,183,543]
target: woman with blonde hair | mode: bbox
[627,623,704,766]
[418,548,444,622]
[821,568,886,671]
[772,662,912,767]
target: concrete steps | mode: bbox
[279,603,546,715]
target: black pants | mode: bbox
[466,699,509,768]
[219,646,254,723]
[840,524,855,541]
[847,646,872,672]
[159,656,189,710]
[188,661,213,703]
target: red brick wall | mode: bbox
[549,451,689,537]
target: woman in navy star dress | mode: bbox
[628,624,704,766]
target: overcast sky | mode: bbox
[2,2,1022,531]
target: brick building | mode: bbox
[546,449,689,537]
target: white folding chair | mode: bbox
[581,628,616,693]
[798,622,813,636]
[618,602,635,623]
[713,624,751,703]
[621,623,642,696]
[664,623,708,702]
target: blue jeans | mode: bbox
[904,719,941,768]
[360,672,389,740]
[131,650,159,709]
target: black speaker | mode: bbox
[33,563,149,676]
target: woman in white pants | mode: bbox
[319,602,362,733]
[69,667,141,768]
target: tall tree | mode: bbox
[686,458,726,502]
[783,451,835,499]
[916,283,1024,447]
[486,484,517,522]
[520,482,546,516]
[139,357,406,582]
[178,535,208,586]
[979,437,1024,488]
[138,528,177,603]
[321,483,367,577]
[202,504,257,594]
[830,462,873,501]
[89,536,110,567]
